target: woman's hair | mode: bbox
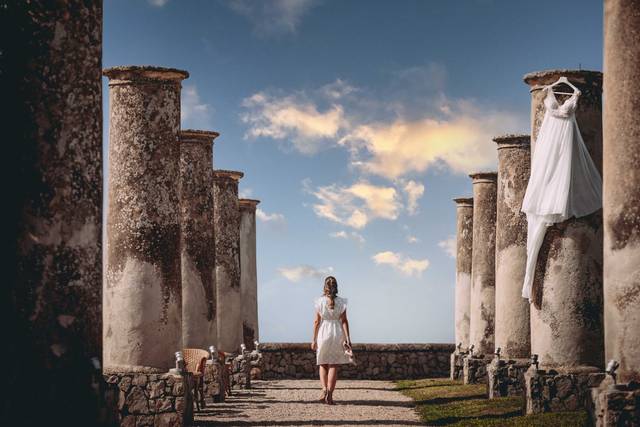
[323,276,339,309]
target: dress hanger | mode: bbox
[548,76,581,96]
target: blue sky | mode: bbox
[103,0,603,343]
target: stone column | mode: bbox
[468,172,497,356]
[493,134,531,359]
[179,130,219,350]
[239,199,260,351]
[103,66,188,371]
[603,0,640,386]
[6,2,104,424]
[213,170,244,353]
[451,198,473,380]
[523,70,604,370]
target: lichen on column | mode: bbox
[179,130,219,350]
[494,134,531,359]
[213,170,244,353]
[468,172,498,356]
[103,65,188,371]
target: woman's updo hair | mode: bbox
[324,276,338,309]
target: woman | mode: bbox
[311,276,352,405]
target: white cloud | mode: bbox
[148,0,169,6]
[305,180,401,229]
[256,208,286,224]
[241,91,346,154]
[330,230,365,245]
[256,208,287,231]
[406,235,419,244]
[372,251,430,277]
[278,264,334,282]
[227,0,319,37]
[401,180,425,215]
[239,188,254,198]
[320,79,357,100]
[181,85,213,129]
[438,236,457,259]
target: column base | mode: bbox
[487,357,530,398]
[103,368,194,427]
[450,351,467,380]
[524,365,605,414]
[231,354,252,389]
[590,377,640,426]
[203,360,225,403]
[463,355,491,384]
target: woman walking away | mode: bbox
[311,276,352,405]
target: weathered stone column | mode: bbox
[179,130,219,350]
[451,198,473,380]
[239,199,260,351]
[493,134,531,359]
[488,135,531,398]
[523,70,604,415]
[103,66,188,371]
[590,3,640,425]
[463,173,496,385]
[213,170,244,353]
[454,198,473,349]
[603,0,640,386]
[523,70,604,370]
[6,2,104,424]
[468,172,497,356]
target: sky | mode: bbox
[103,0,603,344]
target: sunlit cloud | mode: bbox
[372,251,430,277]
[256,208,287,231]
[438,236,456,259]
[181,85,213,129]
[304,180,401,229]
[241,91,346,154]
[278,264,334,282]
[227,0,319,37]
[407,235,419,244]
[330,230,366,245]
[320,79,358,100]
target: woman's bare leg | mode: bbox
[326,365,339,404]
[319,364,328,400]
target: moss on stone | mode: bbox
[396,378,588,426]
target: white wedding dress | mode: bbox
[520,86,602,301]
[315,296,350,365]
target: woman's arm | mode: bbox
[340,310,351,347]
[311,311,321,350]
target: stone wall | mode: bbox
[260,343,454,380]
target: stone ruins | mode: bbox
[7,1,640,426]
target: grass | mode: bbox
[395,378,589,426]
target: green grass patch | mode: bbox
[395,378,588,426]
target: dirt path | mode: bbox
[194,379,423,426]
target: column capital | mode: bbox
[239,199,261,211]
[180,129,220,146]
[453,197,473,207]
[212,169,244,182]
[103,65,189,85]
[469,171,497,184]
[493,134,531,150]
[523,69,602,92]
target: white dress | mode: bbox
[520,86,602,301]
[315,296,350,365]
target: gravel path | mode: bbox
[194,379,423,426]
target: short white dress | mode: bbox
[315,296,350,365]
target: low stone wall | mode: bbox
[487,358,530,398]
[260,343,454,380]
[104,369,193,427]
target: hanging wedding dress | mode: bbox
[520,84,602,301]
